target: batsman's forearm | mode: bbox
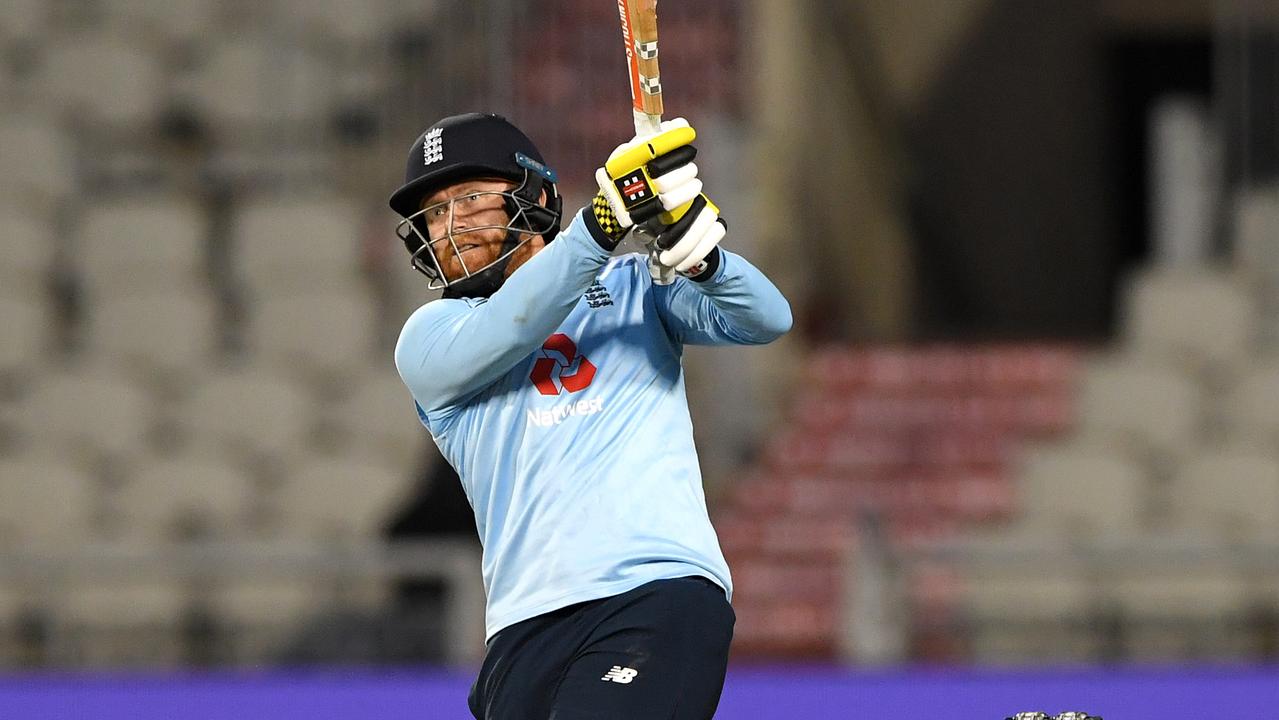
[694,250,793,344]
[655,249,793,346]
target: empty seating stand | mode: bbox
[78,198,208,296]
[0,211,55,300]
[178,367,315,467]
[1076,356,1202,463]
[326,369,427,476]
[232,197,363,294]
[0,0,748,671]
[0,116,74,212]
[714,345,1082,659]
[1121,266,1255,380]
[41,35,163,127]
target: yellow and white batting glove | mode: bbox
[635,194,727,285]
[590,118,701,247]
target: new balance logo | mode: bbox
[601,666,638,684]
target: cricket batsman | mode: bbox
[390,112,791,719]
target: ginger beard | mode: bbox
[420,178,549,284]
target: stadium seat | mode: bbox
[1013,443,1146,537]
[287,0,397,44]
[717,515,855,561]
[0,117,74,208]
[329,369,425,475]
[1221,359,1279,446]
[277,459,412,540]
[108,0,216,45]
[232,197,363,292]
[0,298,46,379]
[59,566,188,668]
[1168,449,1279,543]
[1233,184,1279,278]
[207,542,367,653]
[0,0,44,40]
[1106,549,1251,661]
[0,212,54,298]
[87,293,218,388]
[1121,266,1254,376]
[1076,356,1202,460]
[728,595,839,659]
[951,536,1099,663]
[115,457,255,542]
[211,576,320,627]
[732,557,841,603]
[186,39,333,128]
[42,36,162,126]
[178,368,314,463]
[0,586,41,657]
[60,566,188,628]
[18,369,152,462]
[78,198,207,294]
[248,291,376,384]
[0,457,94,548]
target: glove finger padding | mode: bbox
[675,217,726,274]
[650,162,697,196]
[649,194,727,276]
[659,205,719,269]
[651,164,702,214]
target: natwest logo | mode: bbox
[530,333,597,396]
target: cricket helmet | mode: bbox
[389,112,563,298]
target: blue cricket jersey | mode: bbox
[395,208,792,639]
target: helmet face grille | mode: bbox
[394,174,560,291]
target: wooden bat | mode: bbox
[616,0,702,285]
[618,0,663,136]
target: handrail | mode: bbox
[0,539,486,666]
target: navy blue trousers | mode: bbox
[468,576,735,720]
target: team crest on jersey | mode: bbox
[585,280,613,309]
[530,333,597,396]
[423,128,444,165]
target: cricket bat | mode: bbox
[617,0,664,136]
[617,0,706,284]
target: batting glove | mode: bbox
[590,118,700,247]
[635,193,726,285]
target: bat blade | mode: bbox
[618,0,663,135]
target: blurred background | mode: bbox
[1,0,1278,717]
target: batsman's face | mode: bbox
[420,178,547,283]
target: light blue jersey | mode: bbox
[395,209,792,639]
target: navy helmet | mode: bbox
[389,113,562,298]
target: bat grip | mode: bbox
[633,110,662,137]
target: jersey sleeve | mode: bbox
[652,248,793,346]
[395,210,613,414]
